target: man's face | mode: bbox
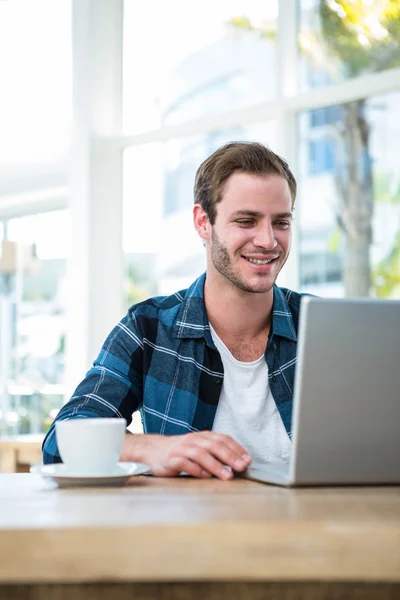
[207,172,293,294]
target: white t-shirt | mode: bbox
[210,325,291,464]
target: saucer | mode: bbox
[30,462,150,488]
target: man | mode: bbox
[43,141,302,481]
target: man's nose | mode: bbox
[253,224,278,249]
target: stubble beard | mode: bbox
[210,229,279,294]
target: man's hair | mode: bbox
[194,141,297,224]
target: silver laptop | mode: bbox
[243,296,400,487]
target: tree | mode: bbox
[318,1,400,296]
[372,173,400,297]
[231,0,400,296]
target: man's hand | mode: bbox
[120,431,252,480]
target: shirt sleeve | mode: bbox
[42,309,144,464]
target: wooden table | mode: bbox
[0,435,44,472]
[0,474,399,600]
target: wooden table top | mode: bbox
[0,474,399,584]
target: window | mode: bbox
[299,92,400,298]
[0,0,71,168]
[123,0,278,133]
[300,0,400,91]
[0,211,69,436]
[310,106,343,128]
[0,0,72,437]
[308,138,336,175]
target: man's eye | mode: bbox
[275,221,290,228]
[236,219,254,226]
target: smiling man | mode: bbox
[43,141,303,480]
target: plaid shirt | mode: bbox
[43,273,304,464]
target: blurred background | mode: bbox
[0,0,399,440]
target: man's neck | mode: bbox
[204,274,274,343]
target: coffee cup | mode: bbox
[55,418,127,475]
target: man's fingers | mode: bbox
[196,432,252,471]
[170,456,212,479]
[199,431,251,458]
[213,433,252,463]
[154,432,252,480]
[185,447,234,480]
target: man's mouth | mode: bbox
[243,256,277,265]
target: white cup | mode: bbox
[55,418,127,475]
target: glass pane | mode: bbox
[123,122,277,300]
[299,0,400,90]
[0,211,69,436]
[298,91,400,298]
[0,0,71,169]
[123,0,278,133]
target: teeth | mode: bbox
[245,257,273,265]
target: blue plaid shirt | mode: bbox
[43,273,304,463]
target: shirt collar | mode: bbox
[173,273,297,343]
[173,273,214,346]
[271,286,297,342]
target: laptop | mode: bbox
[243,296,400,487]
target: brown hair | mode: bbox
[194,141,297,224]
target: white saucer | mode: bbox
[30,462,150,488]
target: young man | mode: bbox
[43,141,302,481]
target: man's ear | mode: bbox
[193,204,210,242]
